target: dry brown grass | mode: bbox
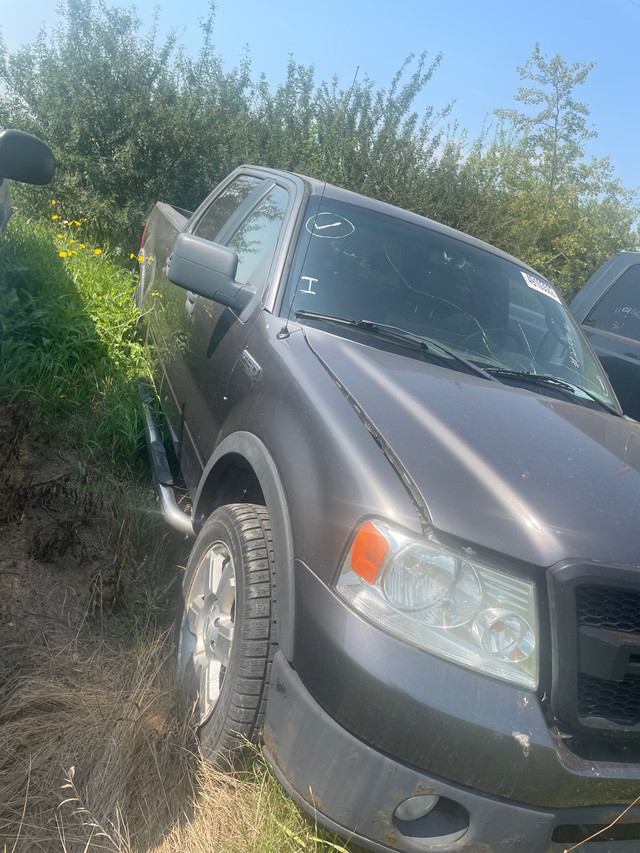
[0,633,197,853]
[154,758,359,853]
[0,633,362,853]
[0,219,364,853]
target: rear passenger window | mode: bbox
[584,265,640,341]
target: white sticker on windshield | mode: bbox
[521,271,561,303]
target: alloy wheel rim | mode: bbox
[181,540,236,724]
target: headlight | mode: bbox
[336,520,537,689]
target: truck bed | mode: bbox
[136,202,192,309]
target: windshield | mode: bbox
[285,197,617,411]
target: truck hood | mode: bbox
[304,327,640,568]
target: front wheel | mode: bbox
[176,503,277,763]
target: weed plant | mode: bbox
[0,210,160,578]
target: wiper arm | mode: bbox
[294,310,368,332]
[295,311,426,353]
[485,368,576,392]
[294,311,495,380]
[356,319,497,381]
[485,368,621,415]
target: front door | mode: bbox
[152,172,292,493]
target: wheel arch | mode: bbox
[193,432,295,660]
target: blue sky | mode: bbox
[1,0,638,190]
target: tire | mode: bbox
[176,503,277,764]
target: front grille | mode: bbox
[578,672,640,726]
[548,565,640,737]
[576,584,640,633]
[576,584,640,729]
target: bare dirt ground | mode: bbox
[0,401,107,674]
[0,401,198,852]
[0,401,183,671]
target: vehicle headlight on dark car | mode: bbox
[336,520,537,689]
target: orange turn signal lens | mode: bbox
[351,522,390,585]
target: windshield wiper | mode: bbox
[294,311,495,381]
[294,312,620,413]
[484,368,621,415]
[357,319,498,381]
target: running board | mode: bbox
[138,378,194,537]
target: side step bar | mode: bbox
[138,378,194,537]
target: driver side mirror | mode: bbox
[0,129,55,185]
[168,232,256,313]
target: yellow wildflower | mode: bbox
[94,249,102,255]
[52,214,59,220]
[51,200,56,205]
[138,255,145,263]
[59,251,68,258]
[57,234,63,239]
[74,220,81,226]
[80,244,86,249]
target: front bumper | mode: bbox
[264,651,640,852]
[263,560,640,851]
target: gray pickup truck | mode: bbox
[137,165,640,853]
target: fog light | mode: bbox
[394,794,440,822]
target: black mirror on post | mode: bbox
[0,129,55,185]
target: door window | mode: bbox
[585,265,640,341]
[193,174,263,243]
[227,184,289,294]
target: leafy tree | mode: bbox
[0,8,637,292]
[0,1,254,248]
[495,43,597,245]
[454,128,638,295]
[448,44,640,294]
[0,2,453,251]
[243,50,454,211]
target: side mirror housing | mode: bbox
[0,129,55,185]
[168,232,255,312]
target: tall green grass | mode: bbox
[0,213,148,468]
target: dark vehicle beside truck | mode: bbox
[137,165,640,853]
[0,129,55,229]
[571,251,640,422]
